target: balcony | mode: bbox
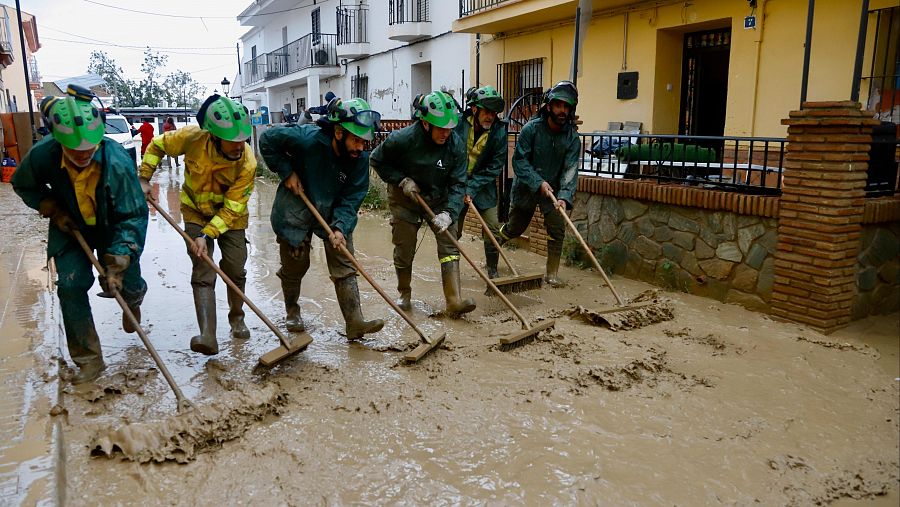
[336,6,371,59]
[28,56,40,86]
[388,0,432,43]
[454,0,637,35]
[242,33,340,91]
[0,13,13,68]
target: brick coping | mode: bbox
[576,178,897,224]
[577,177,780,218]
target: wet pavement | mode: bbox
[0,165,898,505]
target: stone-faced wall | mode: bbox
[852,222,900,319]
[567,194,778,312]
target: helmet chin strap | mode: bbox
[213,137,241,161]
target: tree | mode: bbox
[86,50,207,108]
[163,70,205,108]
[87,50,138,107]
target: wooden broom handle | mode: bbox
[466,200,518,275]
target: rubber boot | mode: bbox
[484,246,500,279]
[122,304,141,334]
[441,261,476,316]
[227,285,250,340]
[544,252,565,288]
[70,326,106,384]
[190,287,219,355]
[395,267,412,312]
[335,277,384,340]
[282,285,305,333]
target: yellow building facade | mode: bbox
[454,0,898,137]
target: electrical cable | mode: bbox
[83,0,322,20]
[42,25,232,50]
[42,37,233,55]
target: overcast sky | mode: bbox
[24,0,252,95]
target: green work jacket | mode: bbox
[369,122,467,220]
[259,124,369,248]
[12,137,148,261]
[511,115,581,208]
[453,114,508,211]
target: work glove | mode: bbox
[399,177,420,199]
[101,254,130,295]
[138,177,152,200]
[38,198,77,235]
[431,211,452,234]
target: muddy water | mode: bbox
[3,169,898,505]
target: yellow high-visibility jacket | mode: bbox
[140,125,256,238]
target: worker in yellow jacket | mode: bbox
[138,94,256,355]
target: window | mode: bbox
[865,7,899,123]
[351,73,368,102]
[297,97,305,112]
[251,45,257,60]
[282,26,288,46]
[496,58,543,110]
[312,8,321,45]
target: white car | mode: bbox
[103,113,139,167]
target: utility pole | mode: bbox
[14,0,36,142]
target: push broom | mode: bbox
[295,188,446,364]
[147,197,312,366]
[547,191,674,330]
[73,229,193,411]
[413,193,555,350]
[465,201,543,295]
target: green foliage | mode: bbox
[87,50,205,108]
[360,184,387,210]
[562,236,589,269]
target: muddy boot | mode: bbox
[70,326,106,384]
[122,304,141,334]
[544,252,565,288]
[227,286,250,340]
[282,286,305,333]
[190,287,218,355]
[395,267,412,312]
[72,357,106,384]
[335,277,384,340]
[441,261,476,316]
[485,246,500,279]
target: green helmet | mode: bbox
[198,94,252,142]
[40,88,105,150]
[414,90,459,129]
[468,85,505,113]
[327,97,381,141]
[545,80,579,107]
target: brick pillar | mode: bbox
[771,101,879,333]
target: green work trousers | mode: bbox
[501,195,566,258]
[276,234,357,288]
[389,199,459,270]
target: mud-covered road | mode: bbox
[1,167,897,506]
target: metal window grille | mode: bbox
[312,8,321,45]
[865,7,899,124]
[496,58,543,115]
[351,73,369,102]
[337,5,368,45]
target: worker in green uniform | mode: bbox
[370,90,475,316]
[259,97,384,340]
[499,80,581,287]
[12,86,148,383]
[453,85,507,278]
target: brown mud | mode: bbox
[1,171,898,505]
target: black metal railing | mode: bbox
[459,0,512,18]
[389,0,429,25]
[265,33,338,81]
[337,6,368,45]
[244,54,267,86]
[28,57,39,82]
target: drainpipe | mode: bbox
[799,0,815,106]
[850,0,870,103]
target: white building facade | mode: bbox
[236,0,473,122]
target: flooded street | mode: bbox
[1,167,898,505]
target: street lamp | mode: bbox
[221,77,231,97]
